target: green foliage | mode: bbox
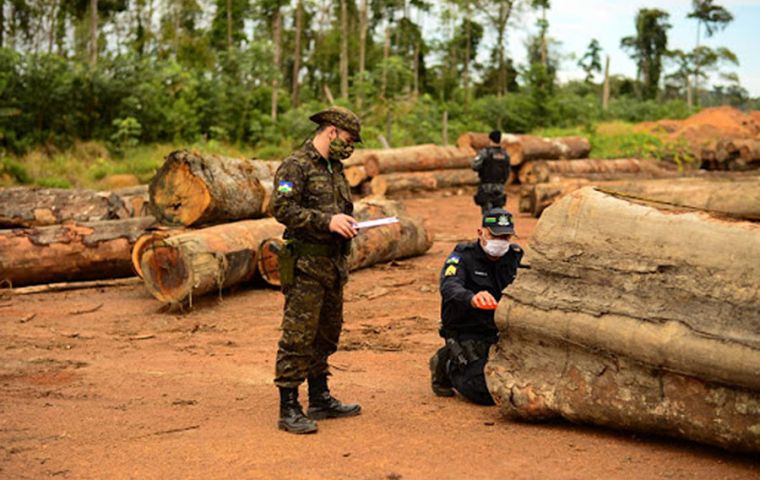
[0,157,32,184]
[109,117,143,155]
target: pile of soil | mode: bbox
[635,107,760,162]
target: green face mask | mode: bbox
[328,137,355,162]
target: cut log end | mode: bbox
[150,161,212,226]
[140,244,192,303]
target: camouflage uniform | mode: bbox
[272,141,354,388]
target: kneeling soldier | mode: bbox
[430,208,523,405]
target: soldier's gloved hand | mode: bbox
[471,291,498,310]
[329,213,359,239]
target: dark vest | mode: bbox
[478,147,509,184]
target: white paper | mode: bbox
[354,217,399,230]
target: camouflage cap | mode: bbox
[309,106,362,143]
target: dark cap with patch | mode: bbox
[309,106,362,143]
[482,208,515,235]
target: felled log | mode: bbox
[518,158,679,184]
[361,145,474,177]
[519,175,760,218]
[345,166,369,187]
[0,187,130,228]
[0,217,156,287]
[113,185,150,218]
[149,150,279,226]
[256,199,432,287]
[487,187,760,453]
[457,133,590,166]
[139,218,284,305]
[131,226,188,278]
[369,169,479,196]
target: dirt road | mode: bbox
[1,190,758,479]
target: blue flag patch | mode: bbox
[277,181,294,193]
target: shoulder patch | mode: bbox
[445,255,461,265]
[277,181,294,193]
[444,265,458,277]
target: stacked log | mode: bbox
[139,218,285,305]
[256,199,432,287]
[0,217,156,287]
[130,226,187,278]
[362,145,473,176]
[517,158,679,184]
[457,133,591,166]
[519,175,760,218]
[487,187,760,453]
[113,185,150,218]
[149,150,279,226]
[368,169,479,196]
[0,187,131,228]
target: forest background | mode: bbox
[0,0,757,188]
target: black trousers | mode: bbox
[448,355,494,405]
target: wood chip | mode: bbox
[68,303,104,315]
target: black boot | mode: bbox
[429,346,455,397]
[307,375,361,420]
[278,387,317,434]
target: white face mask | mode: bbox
[482,239,511,258]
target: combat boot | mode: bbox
[307,375,361,420]
[278,387,317,434]
[429,347,455,397]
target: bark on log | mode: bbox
[149,150,278,226]
[256,199,432,287]
[520,175,760,218]
[0,217,156,287]
[457,133,590,166]
[139,218,284,305]
[518,158,679,184]
[0,187,130,228]
[361,145,474,177]
[369,169,479,196]
[113,185,150,218]
[487,187,760,453]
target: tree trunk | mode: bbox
[519,175,760,218]
[361,145,474,177]
[602,55,610,111]
[0,0,4,49]
[487,187,760,453]
[381,26,390,99]
[0,187,135,228]
[369,169,479,196]
[226,0,232,50]
[357,0,368,108]
[148,150,276,227]
[291,0,303,107]
[0,217,155,287]
[457,133,590,166]
[256,199,432,287]
[518,158,679,184]
[339,0,349,99]
[271,8,281,121]
[139,218,284,305]
[89,0,98,65]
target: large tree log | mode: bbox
[487,187,760,453]
[149,150,279,226]
[113,185,150,218]
[520,175,760,218]
[0,187,131,228]
[518,158,679,184]
[0,217,156,287]
[256,199,432,287]
[361,145,474,177]
[139,218,284,305]
[457,133,590,166]
[369,169,479,196]
[131,226,188,278]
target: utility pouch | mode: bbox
[278,241,297,287]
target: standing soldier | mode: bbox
[271,106,363,434]
[472,130,510,214]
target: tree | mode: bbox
[621,8,671,100]
[578,38,602,83]
[210,0,248,51]
[476,0,521,96]
[687,0,733,104]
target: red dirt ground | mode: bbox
[1,189,758,480]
